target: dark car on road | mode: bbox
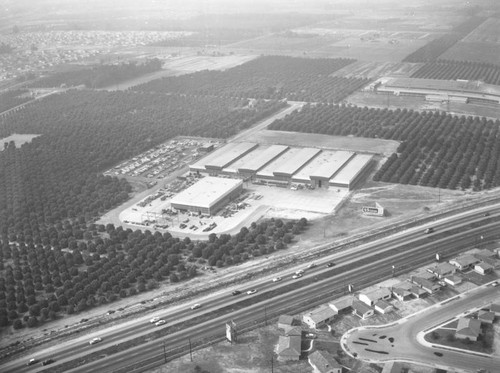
[326,262,335,267]
[232,290,241,296]
[42,359,55,366]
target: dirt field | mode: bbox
[103,53,257,91]
[439,41,500,65]
[345,91,500,120]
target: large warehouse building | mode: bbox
[170,176,243,215]
[189,142,374,190]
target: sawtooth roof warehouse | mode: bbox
[190,142,373,191]
[174,142,375,216]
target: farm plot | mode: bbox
[461,18,500,44]
[331,61,424,79]
[439,42,500,66]
[313,33,434,62]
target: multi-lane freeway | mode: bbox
[2,204,500,373]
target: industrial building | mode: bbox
[189,142,374,190]
[170,176,243,215]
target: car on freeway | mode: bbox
[89,337,102,345]
[27,359,38,366]
[42,359,55,366]
[490,281,499,287]
[295,269,304,275]
[272,277,282,282]
[150,316,161,323]
[246,289,257,295]
[424,227,434,234]
[484,212,490,217]
[191,303,201,310]
[232,290,242,296]
[155,320,166,326]
[292,273,302,279]
[326,262,335,267]
[307,263,316,268]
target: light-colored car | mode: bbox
[305,333,316,339]
[307,263,316,268]
[155,319,166,326]
[246,289,257,295]
[295,269,304,275]
[191,303,201,310]
[89,337,102,345]
[27,359,38,366]
[272,277,282,282]
[292,273,302,279]
[150,317,161,323]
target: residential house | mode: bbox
[285,326,303,337]
[375,300,393,314]
[477,310,495,324]
[474,262,494,275]
[488,303,500,316]
[455,317,482,341]
[278,315,295,330]
[359,287,392,306]
[410,276,441,294]
[416,270,436,281]
[444,275,462,286]
[308,350,342,373]
[303,305,337,329]
[449,255,480,271]
[391,281,426,300]
[329,296,353,313]
[352,300,374,319]
[430,262,456,279]
[277,335,301,361]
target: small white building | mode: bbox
[474,262,494,275]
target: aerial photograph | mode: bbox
[1,0,500,372]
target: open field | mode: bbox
[0,133,40,150]
[226,29,436,62]
[462,18,500,44]
[345,91,500,120]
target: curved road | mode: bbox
[343,285,500,372]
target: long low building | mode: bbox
[170,176,243,215]
[329,154,373,190]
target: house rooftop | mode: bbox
[277,335,301,357]
[308,350,341,373]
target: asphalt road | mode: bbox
[3,205,500,373]
[344,285,500,372]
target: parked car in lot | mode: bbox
[246,289,257,295]
[191,303,201,310]
[42,359,55,366]
[155,320,166,326]
[292,273,302,279]
[150,317,161,323]
[326,262,335,267]
[272,277,282,282]
[232,290,242,296]
[27,359,38,366]
[89,337,102,345]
